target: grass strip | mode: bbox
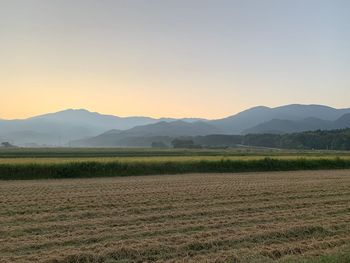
[1,157,350,180]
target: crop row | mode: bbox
[1,171,350,262]
[1,157,350,180]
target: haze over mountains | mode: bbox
[0,109,204,146]
[72,121,221,147]
[1,104,350,147]
[245,114,350,134]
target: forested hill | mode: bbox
[191,129,350,151]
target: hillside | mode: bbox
[191,129,350,150]
[245,113,350,134]
[72,121,220,147]
[209,104,350,134]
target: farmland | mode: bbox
[1,147,350,158]
[1,148,350,180]
[1,148,350,262]
[1,170,350,262]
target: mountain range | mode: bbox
[245,114,350,134]
[1,104,350,147]
[0,109,203,146]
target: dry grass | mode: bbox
[1,170,350,262]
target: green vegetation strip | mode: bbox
[1,147,349,158]
[1,158,350,180]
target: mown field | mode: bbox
[1,170,350,262]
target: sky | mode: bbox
[0,0,349,120]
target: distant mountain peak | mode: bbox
[246,105,271,111]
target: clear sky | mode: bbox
[1,0,349,119]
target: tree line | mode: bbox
[169,129,350,150]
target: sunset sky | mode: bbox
[1,0,349,120]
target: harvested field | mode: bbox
[1,170,350,262]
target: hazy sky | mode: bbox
[1,0,349,119]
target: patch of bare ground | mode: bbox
[1,170,350,262]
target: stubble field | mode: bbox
[1,170,350,263]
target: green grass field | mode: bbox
[1,147,350,158]
[1,148,350,180]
